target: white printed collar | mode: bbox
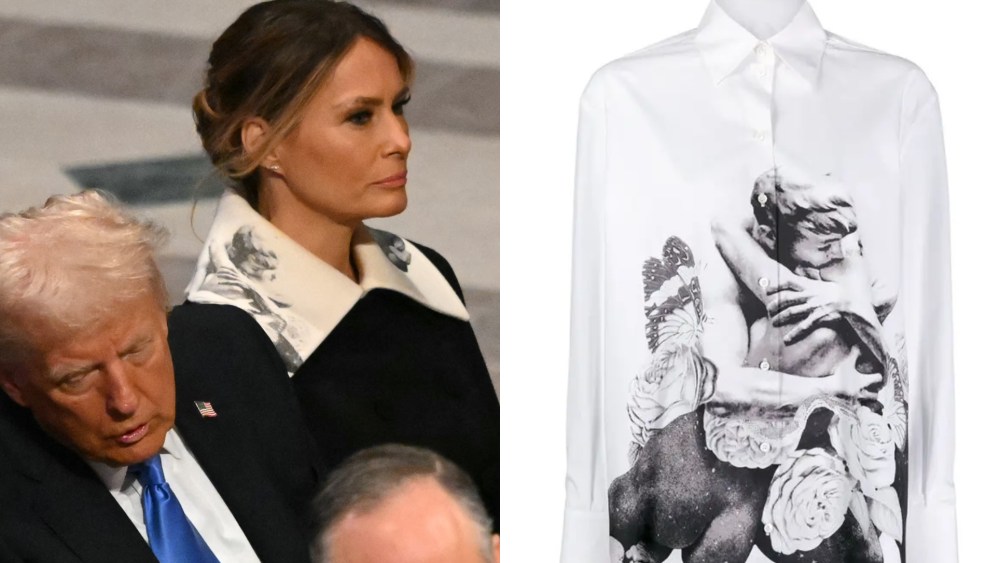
[185,190,469,373]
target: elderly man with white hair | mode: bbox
[312,444,500,563]
[0,191,323,563]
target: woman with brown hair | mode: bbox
[168,0,499,532]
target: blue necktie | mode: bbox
[129,455,220,563]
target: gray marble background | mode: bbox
[0,0,499,387]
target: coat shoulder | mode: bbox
[410,240,465,303]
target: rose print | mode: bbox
[762,448,856,555]
[702,405,801,468]
[626,342,716,458]
[829,406,896,496]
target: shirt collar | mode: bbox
[694,0,827,86]
[86,428,184,492]
[185,190,470,374]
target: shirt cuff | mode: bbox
[560,508,610,563]
[905,496,958,562]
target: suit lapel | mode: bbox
[175,396,312,563]
[34,465,157,563]
[0,398,156,563]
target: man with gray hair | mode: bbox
[0,191,322,562]
[312,444,500,563]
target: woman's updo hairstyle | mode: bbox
[193,0,413,207]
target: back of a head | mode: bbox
[0,191,168,365]
[311,444,496,563]
[751,168,857,235]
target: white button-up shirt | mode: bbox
[561,1,958,562]
[87,429,261,562]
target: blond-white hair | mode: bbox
[0,190,168,364]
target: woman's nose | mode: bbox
[385,114,411,158]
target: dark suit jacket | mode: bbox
[0,312,326,563]
[169,243,500,532]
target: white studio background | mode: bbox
[501,0,999,561]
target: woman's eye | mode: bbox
[348,110,373,125]
[392,96,411,116]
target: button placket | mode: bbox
[751,41,781,402]
[749,42,780,399]
[747,42,775,147]
[772,171,782,403]
[753,42,774,83]
[735,40,780,389]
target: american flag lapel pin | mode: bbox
[194,401,218,418]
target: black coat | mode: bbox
[168,243,501,531]
[0,314,325,563]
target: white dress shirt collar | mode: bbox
[85,428,261,562]
[695,0,827,86]
[85,428,185,492]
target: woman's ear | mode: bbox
[241,117,281,171]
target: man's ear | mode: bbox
[492,533,500,562]
[0,369,28,407]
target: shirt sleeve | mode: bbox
[898,69,959,562]
[560,71,612,562]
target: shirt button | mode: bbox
[753,129,767,142]
[758,67,770,78]
[757,193,768,205]
[760,442,772,452]
[759,359,771,370]
[755,42,771,57]
[764,523,774,534]
[758,276,769,288]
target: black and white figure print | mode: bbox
[369,227,412,272]
[199,225,311,371]
[608,169,909,563]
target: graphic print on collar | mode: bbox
[186,190,470,375]
[188,220,314,372]
[608,168,908,562]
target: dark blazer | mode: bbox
[169,243,501,532]
[0,313,326,563]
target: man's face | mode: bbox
[327,477,498,563]
[0,292,175,467]
[788,228,847,269]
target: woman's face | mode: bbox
[268,38,412,227]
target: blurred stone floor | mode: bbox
[0,0,499,388]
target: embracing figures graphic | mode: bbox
[609,169,909,563]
